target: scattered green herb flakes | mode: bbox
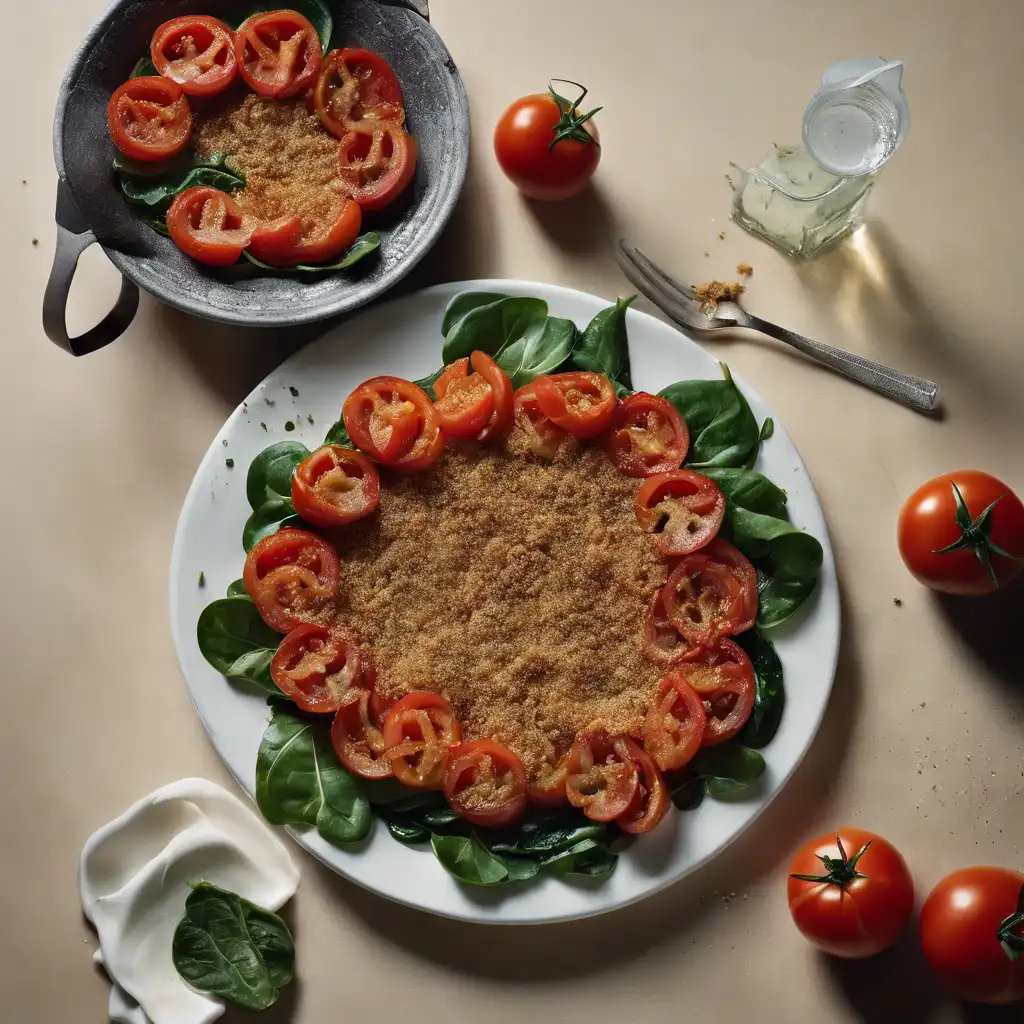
[284,420,295,432]
[225,458,234,468]
[306,414,314,425]
[289,386,299,397]
[260,423,267,431]
[198,571,206,587]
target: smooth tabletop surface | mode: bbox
[4,1,1023,1021]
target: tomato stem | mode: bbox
[547,79,602,151]
[791,833,872,888]
[931,483,1023,589]
[997,883,1024,963]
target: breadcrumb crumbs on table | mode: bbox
[299,443,667,781]
[736,263,753,277]
[692,279,745,314]
[194,92,348,231]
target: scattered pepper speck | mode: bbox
[285,420,295,432]
[260,422,267,431]
[225,458,234,468]
[289,386,299,397]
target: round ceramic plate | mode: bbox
[169,280,840,924]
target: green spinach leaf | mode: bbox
[243,499,301,552]
[728,507,823,627]
[737,629,785,748]
[196,597,281,694]
[497,315,577,388]
[412,368,445,400]
[246,441,310,509]
[255,704,372,845]
[130,56,158,78]
[242,232,380,273]
[689,745,766,800]
[118,153,245,210]
[441,297,548,366]
[700,467,788,519]
[172,882,294,1012]
[226,578,248,598]
[442,291,510,336]
[323,419,353,447]
[659,363,760,468]
[571,296,635,391]
[669,770,707,811]
[431,833,511,885]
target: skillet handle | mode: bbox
[42,181,139,357]
[376,0,429,18]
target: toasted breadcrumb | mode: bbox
[692,279,745,314]
[300,443,666,780]
[736,263,753,277]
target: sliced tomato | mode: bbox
[270,623,365,713]
[642,672,707,770]
[443,738,529,828]
[331,686,393,779]
[342,376,429,462]
[512,383,569,459]
[473,351,515,442]
[614,737,668,834]
[703,537,759,632]
[242,528,340,632]
[151,16,237,97]
[635,470,725,556]
[527,754,570,806]
[564,730,640,822]
[247,199,362,267]
[433,358,495,438]
[605,393,689,477]
[533,371,617,439]
[338,122,417,212]
[291,445,379,528]
[234,9,322,98]
[676,639,755,745]
[643,589,700,666]
[107,77,192,162]
[382,691,462,789]
[313,47,405,138]
[166,186,252,267]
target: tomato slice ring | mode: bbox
[472,351,514,442]
[166,186,252,267]
[564,730,640,822]
[642,672,707,770]
[342,376,429,463]
[643,589,701,666]
[533,371,617,439]
[635,470,725,556]
[247,200,362,268]
[234,9,322,99]
[313,47,405,138]
[526,753,570,806]
[433,358,495,438]
[242,528,341,632]
[678,638,755,745]
[605,393,690,477]
[270,623,365,713]
[512,383,569,459]
[151,16,237,97]
[662,552,745,649]
[338,122,418,212]
[382,692,462,789]
[701,537,759,632]
[443,738,529,828]
[107,77,192,163]
[613,738,668,834]
[331,686,393,779]
[291,445,380,528]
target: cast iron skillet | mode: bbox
[44,0,468,355]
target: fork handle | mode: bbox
[743,314,941,413]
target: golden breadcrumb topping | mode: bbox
[692,279,746,314]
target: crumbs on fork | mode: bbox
[692,280,745,314]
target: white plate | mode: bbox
[169,280,840,925]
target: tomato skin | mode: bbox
[636,470,725,556]
[494,93,600,201]
[107,77,192,162]
[642,672,706,770]
[614,737,668,834]
[606,393,690,477]
[433,357,495,438]
[920,867,1024,1005]
[527,754,570,806]
[242,528,340,632]
[382,691,462,789]
[642,589,700,666]
[331,686,393,780]
[167,186,252,267]
[897,471,1024,595]
[678,638,755,746]
[338,123,417,212]
[235,10,322,99]
[443,739,529,828]
[533,372,617,439]
[472,352,514,442]
[151,16,237,97]
[291,445,379,528]
[788,828,915,959]
[342,376,443,470]
[270,624,365,713]
[248,200,361,267]
[512,383,569,459]
[565,730,640,822]
[314,47,404,138]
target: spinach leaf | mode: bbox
[247,0,332,52]
[196,597,281,694]
[172,882,294,1012]
[441,297,548,366]
[118,153,245,210]
[242,232,380,273]
[490,810,606,856]
[323,419,353,447]
[728,507,823,627]
[737,630,785,748]
[243,441,309,550]
[226,578,248,598]
[137,206,171,236]
[431,833,511,885]
[243,499,301,551]
[388,820,431,844]
[130,56,157,78]
[497,315,577,388]
[659,364,760,468]
[689,745,766,800]
[255,704,372,845]
[412,368,445,400]
[669,770,707,811]
[759,417,775,441]
[378,790,460,840]
[571,296,635,391]
[701,467,788,519]
[442,291,509,336]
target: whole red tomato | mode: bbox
[788,828,915,959]
[494,80,601,200]
[897,470,1024,595]
[920,866,1024,1005]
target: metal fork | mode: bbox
[616,238,941,413]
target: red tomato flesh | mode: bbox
[635,470,725,556]
[642,672,707,770]
[331,686,394,779]
[151,16,237,97]
[166,186,252,267]
[314,47,405,138]
[382,692,462,789]
[235,9,322,99]
[443,738,529,828]
[270,623,365,713]
[291,445,379,528]
[606,393,690,477]
[107,77,192,162]
[533,371,617,439]
[564,730,639,822]
[338,123,417,212]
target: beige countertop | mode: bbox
[3,1,1023,1021]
